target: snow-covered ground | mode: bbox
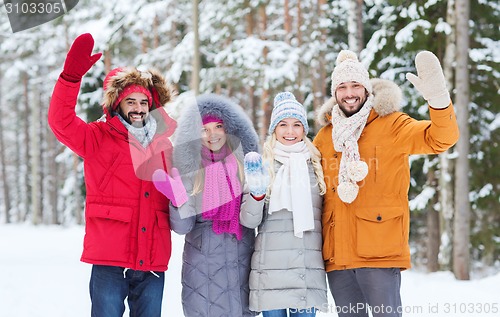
[1,224,499,317]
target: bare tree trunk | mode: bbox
[47,121,59,225]
[31,85,41,225]
[245,1,255,36]
[0,69,12,223]
[191,0,201,95]
[258,4,271,143]
[453,0,471,281]
[295,0,305,104]
[140,30,148,54]
[23,72,31,221]
[438,0,456,271]
[244,1,258,125]
[297,0,302,45]
[310,64,322,133]
[104,50,112,74]
[15,83,22,222]
[426,166,440,272]
[38,86,45,223]
[284,0,291,43]
[439,150,454,269]
[427,207,440,272]
[347,0,363,54]
[153,15,159,49]
[311,0,328,133]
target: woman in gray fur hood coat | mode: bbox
[169,94,260,317]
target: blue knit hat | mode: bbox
[269,92,309,135]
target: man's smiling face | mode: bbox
[117,92,150,126]
[335,81,368,117]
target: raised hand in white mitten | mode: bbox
[406,51,451,109]
[244,152,270,198]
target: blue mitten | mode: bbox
[244,152,269,197]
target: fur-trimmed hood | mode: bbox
[102,67,176,116]
[173,93,259,176]
[316,78,402,127]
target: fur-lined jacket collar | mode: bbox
[316,78,402,127]
[173,93,259,176]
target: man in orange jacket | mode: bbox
[313,50,459,317]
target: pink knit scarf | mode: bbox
[200,144,243,240]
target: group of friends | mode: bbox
[48,33,459,317]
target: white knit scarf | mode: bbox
[268,141,314,238]
[331,96,373,203]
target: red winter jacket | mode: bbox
[48,77,176,272]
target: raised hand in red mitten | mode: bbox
[61,33,102,83]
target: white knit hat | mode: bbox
[269,92,309,135]
[331,50,372,96]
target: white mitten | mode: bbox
[244,152,269,197]
[406,51,451,109]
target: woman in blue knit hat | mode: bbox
[240,92,328,317]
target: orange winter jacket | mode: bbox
[313,79,459,272]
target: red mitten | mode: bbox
[61,33,102,83]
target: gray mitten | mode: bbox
[244,152,269,197]
[406,51,451,109]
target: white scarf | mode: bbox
[268,141,314,238]
[331,96,373,203]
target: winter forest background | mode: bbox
[0,0,498,281]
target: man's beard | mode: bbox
[119,109,147,127]
[337,94,368,117]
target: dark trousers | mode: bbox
[89,265,165,317]
[327,268,402,317]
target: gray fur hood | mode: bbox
[173,93,259,175]
[316,78,402,127]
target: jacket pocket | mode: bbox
[151,209,172,266]
[98,154,124,191]
[185,226,204,253]
[356,207,404,258]
[84,203,133,262]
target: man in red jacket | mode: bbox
[48,33,185,317]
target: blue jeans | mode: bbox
[327,268,402,317]
[262,308,317,317]
[89,265,165,317]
